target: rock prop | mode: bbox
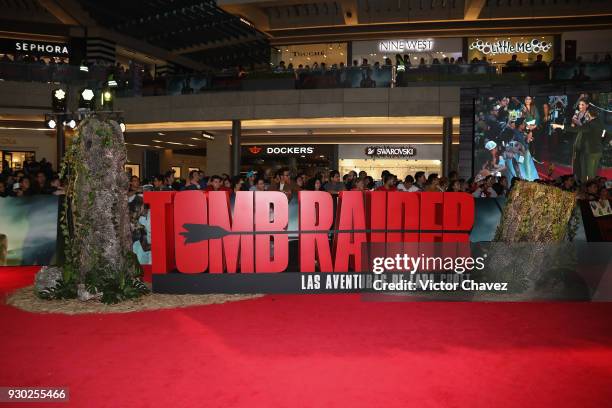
[35,266,63,294]
[476,181,583,299]
[37,117,148,304]
[494,180,576,242]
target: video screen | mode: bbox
[474,93,612,183]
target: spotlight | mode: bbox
[107,79,118,87]
[65,119,77,129]
[51,88,67,112]
[79,88,95,110]
[80,64,89,72]
[46,118,57,129]
[101,89,114,109]
[118,118,126,133]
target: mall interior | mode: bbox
[2,2,612,407]
[0,0,611,184]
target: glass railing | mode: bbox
[0,61,609,95]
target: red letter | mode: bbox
[174,191,208,273]
[386,192,420,242]
[255,192,289,272]
[333,191,367,272]
[208,191,254,273]
[299,191,333,272]
[443,192,474,243]
[420,192,445,243]
[144,191,175,274]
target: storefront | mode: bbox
[467,35,555,65]
[241,144,335,176]
[351,38,463,65]
[0,150,36,172]
[0,37,71,63]
[338,144,442,180]
[271,43,348,67]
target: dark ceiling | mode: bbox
[75,0,271,69]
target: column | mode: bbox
[442,117,453,177]
[231,120,241,176]
[56,122,65,171]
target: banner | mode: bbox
[0,196,58,266]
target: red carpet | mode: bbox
[1,267,612,408]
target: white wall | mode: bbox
[0,128,57,170]
[562,30,612,60]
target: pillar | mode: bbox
[442,117,453,177]
[56,121,65,171]
[231,120,241,176]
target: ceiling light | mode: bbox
[201,131,214,140]
[80,64,89,72]
[152,139,162,143]
[158,132,165,136]
[266,130,272,134]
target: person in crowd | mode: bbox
[206,175,227,192]
[231,176,244,193]
[323,170,346,194]
[0,180,7,197]
[251,177,266,192]
[583,180,600,201]
[506,54,522,67]
[161,171,176,191]
[245,171,256,191]
[447,179,461,192]
[351,178,365,191]
[397,175,414,191]
[376,173,397,191]
[472,175,498,198]
[270,167,293,199]
[33,171,51,194]
[15,176,33,197]
[411,171,426,192]
[49,175,64,195]
[533,54,548,69]
[184,170,201,190]
[152,175,165,191]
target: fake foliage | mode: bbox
[38,117,149,304]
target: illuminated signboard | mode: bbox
[469,38,552,56]
[378,39,434,53]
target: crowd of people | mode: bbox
[3,156,611,203]
[4,158,612,262]
[0,158,63,198]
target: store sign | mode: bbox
[1,38,70,56]
[378,39,434,53]
[365,145,416,158]
[469,38,552,55]
[246,146,315,155]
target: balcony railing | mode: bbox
[0,61,609,96]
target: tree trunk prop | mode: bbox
[38,117,147,304]
[477,181,584,299]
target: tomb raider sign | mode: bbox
[365,145,417,158]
